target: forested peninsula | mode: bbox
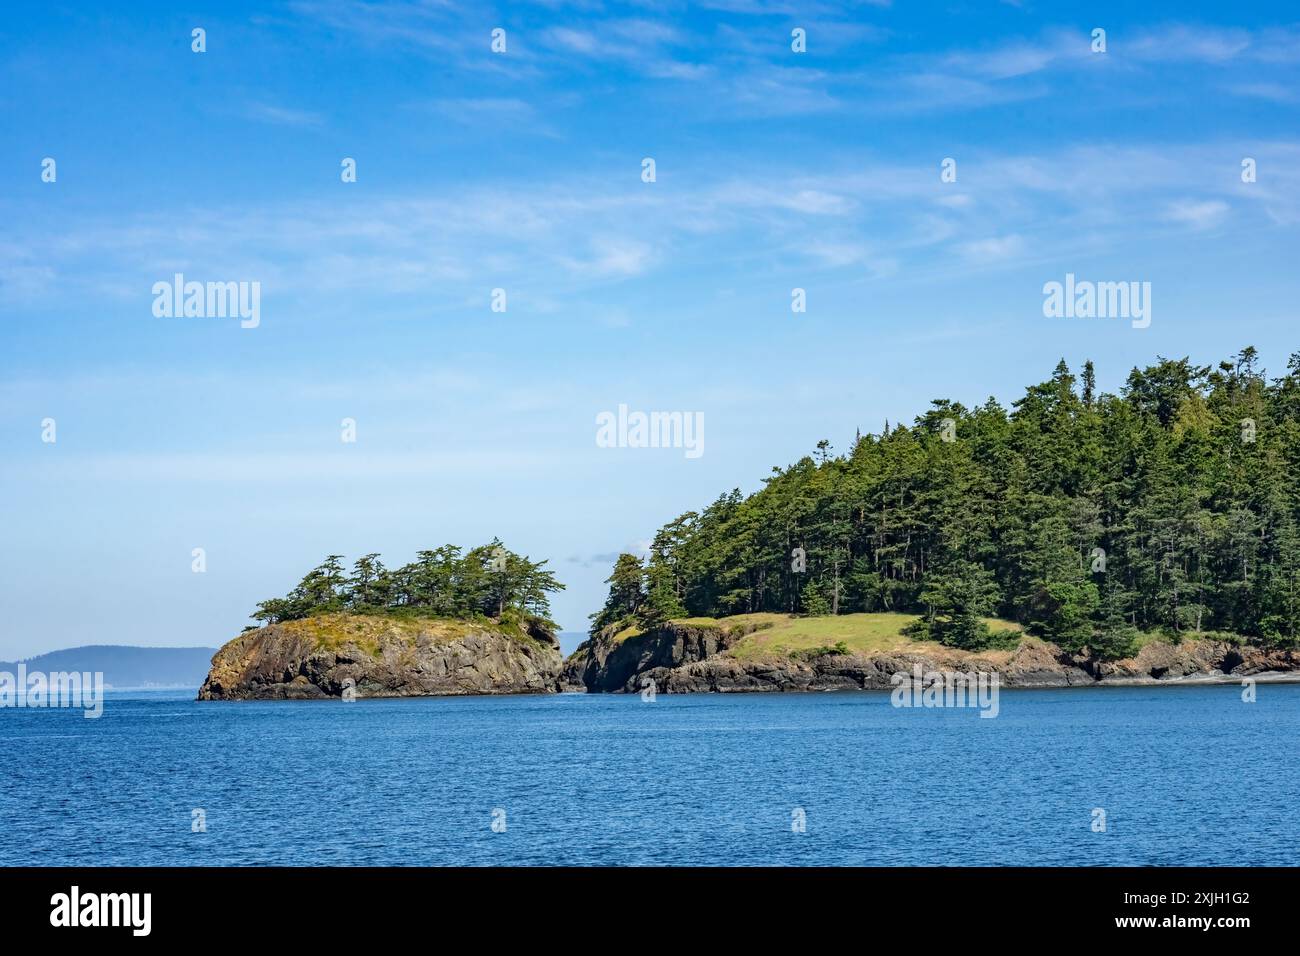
[568,349,1300,692]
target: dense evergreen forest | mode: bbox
[249,539,564,630]
[593,349,1300,658]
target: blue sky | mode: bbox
[2,1,1299,657]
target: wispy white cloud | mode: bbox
[560,237,657,278]
[243,102,325,127]
[715,65,842,116]
[544,27,601,55]
[2,449,560,483]
[278,6,1300,120]
[288,0,472,56]
[1226,81,1297,103]
[937,31,1088,79]
[960,235,1026,263]
[1166,199,1230,230]
[427,96,535,119]
[4,143,1299,313]
[1126,25,1252,63]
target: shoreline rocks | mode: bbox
[198,613,563,700]
[563,620,1300,694]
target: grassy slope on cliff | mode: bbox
[573,612,1022,659]
[569,612,1187,666]
[251,612,548,659]
[719,612,1022,660]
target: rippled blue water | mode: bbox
[2,684,1296,865]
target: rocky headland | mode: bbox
[198,612,563,700]
[563,615,1300,694]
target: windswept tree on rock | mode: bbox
[251,539,564,631]
[589,553,647,635]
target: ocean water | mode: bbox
[2,684,1296,866]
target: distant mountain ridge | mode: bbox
[0,646,217,689]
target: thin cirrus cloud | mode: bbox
[1226,81,1297,103]
[288,0,475,55]
[4,450,562,484]
[825,24,1299,114]
[4,143,1298,311]
[242,101,326,127]
[960,235,1026,264]
[559,237,657,279]
[275,7,1299,120]
[428,97,536,120]
[419,96,562,136]
[1166,199,1231,230]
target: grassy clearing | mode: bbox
[275,613,483,658]
[711,612,1025,661]
[609,623,645,645]
[597,611,1188,661]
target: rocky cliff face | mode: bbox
[562,618,770,692]
[563,621,1300,694]
[198,613,564,700]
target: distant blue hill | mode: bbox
[0,646,217,689]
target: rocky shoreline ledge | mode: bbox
[198,612,1300,700]
[563,619,1300,694]
[198,613,563,700]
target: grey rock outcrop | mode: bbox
[198,614,563,700]
[564,620,1299,694]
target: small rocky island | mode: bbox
[199,541,566,700]
[199,613,563,700]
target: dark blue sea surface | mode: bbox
[2,685,1296,865]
